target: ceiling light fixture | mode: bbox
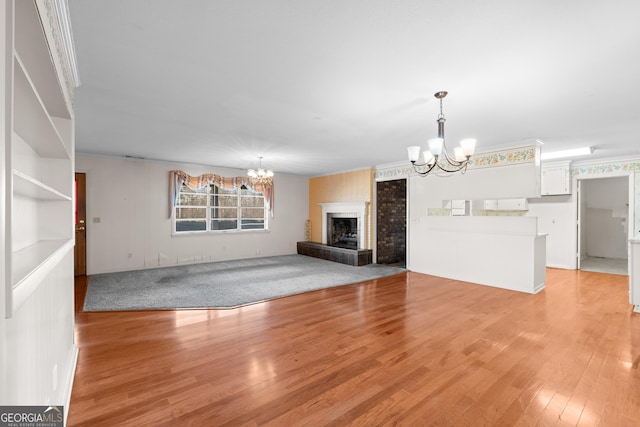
[247,156,274,183]
[540,146,594,161]
[407,91,476,176]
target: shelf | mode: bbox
[11,239,74,315]
[11,239,74,290]
[14,0,71,120]
[13,54,70,159]
[12,169,72,201]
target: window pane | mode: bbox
[240,188,262,196]
[241,219,264,230]
[241,196,264,208]
[179,193,207,206]
[211,187,235,205]
[176,220,206,232]
[215,187,236,195]
[213,195,237,207]
[241,207,265,218]
[178,186,207,206]
[212,207,237,219]
[176,207,206,219]
[175,183,267,233]
[212,220,238,230]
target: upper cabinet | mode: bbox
[471,198,528,212]
[541,162,571,195]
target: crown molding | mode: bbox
[37,0,80,104]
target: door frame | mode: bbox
[574,173,634,272]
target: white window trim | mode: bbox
[172,185,269,235]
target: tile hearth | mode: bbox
[297,241,372,266]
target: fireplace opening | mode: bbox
[329,217,358,249]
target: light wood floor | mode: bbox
[68,269,640,426]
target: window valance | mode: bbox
[169,170,274,218]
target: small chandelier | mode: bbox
[407,91,476,176]
[247,156,274,183]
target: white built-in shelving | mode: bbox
[2,0,78,410]
[4,0,74,317]
[12,169,72,200]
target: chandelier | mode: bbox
[247,156,274,183]
[407,91,476,176]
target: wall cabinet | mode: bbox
[477,198,528,211]
[497,198,528,211]
[542,163,571,195]
[482,199,498,210]
[444,199,469,216]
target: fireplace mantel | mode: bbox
[320,202,368,249]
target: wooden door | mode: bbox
[75,173,87,276]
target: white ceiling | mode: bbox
[69,0,640,176]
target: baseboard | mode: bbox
[62,346,79,426]
[546,264,573,270]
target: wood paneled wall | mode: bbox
[308,169,373,249]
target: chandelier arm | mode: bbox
[434,161,469,174]
[438,138,472,168]
[440,142,456,164]
[442,155,468,168]
[411,160,439,176]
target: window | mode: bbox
[175,184,267,233]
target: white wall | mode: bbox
[525,162,638,270]
[526,195,576,269]
[408,162,540,219]
[406,151,542,275]
[409,216,546,294]
[387,153,639,273]
[636,172,640,237]
[409,162,541,218]
[0,0,7,403]
[76,155,309,275]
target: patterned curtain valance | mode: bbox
[169,170,274,218]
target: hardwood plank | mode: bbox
[68,269,640,426]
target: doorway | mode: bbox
[577,176,630,275]
[74,172,87,276]
[376,179,407,267]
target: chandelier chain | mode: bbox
[438,97,445,120]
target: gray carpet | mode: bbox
[83,254,405,311]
